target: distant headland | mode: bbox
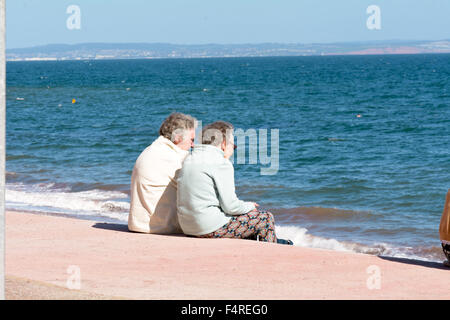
[6,40,450,61]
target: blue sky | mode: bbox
[6,0,450,48]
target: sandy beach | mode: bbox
[5,210,449,300]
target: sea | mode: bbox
[6,54,450,262]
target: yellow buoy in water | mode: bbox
[72,99,76,104]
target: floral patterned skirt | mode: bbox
[197,209,277,243]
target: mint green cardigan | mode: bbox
[177,144,256,236]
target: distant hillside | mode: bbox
[6,40,450,61]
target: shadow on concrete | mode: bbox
[91,222,187,237]
[378,256,449,271]
[91,222,130,233]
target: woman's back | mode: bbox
[177,144,254,236]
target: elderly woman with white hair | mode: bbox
[177,120,292,245]
[128,112,196,234]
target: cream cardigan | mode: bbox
[128,136,188,234]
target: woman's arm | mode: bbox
[213,161,256,215]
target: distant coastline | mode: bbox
[6,39,450,61]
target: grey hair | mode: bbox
[202,121,234,147]
[159,112,197,143]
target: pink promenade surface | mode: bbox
[5,211,450,299]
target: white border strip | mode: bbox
[0,0,5,301]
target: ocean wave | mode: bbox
[70,181,130,194]
[6,171,18,178]
[5,182,129,221]
[276,224,374,253]
[275,224,445,262]
[6,154,36,161]
[270,206,376,222]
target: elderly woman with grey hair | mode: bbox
[177,120,292,245]
[128,112,197,234]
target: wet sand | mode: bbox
[5,210,449,300]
